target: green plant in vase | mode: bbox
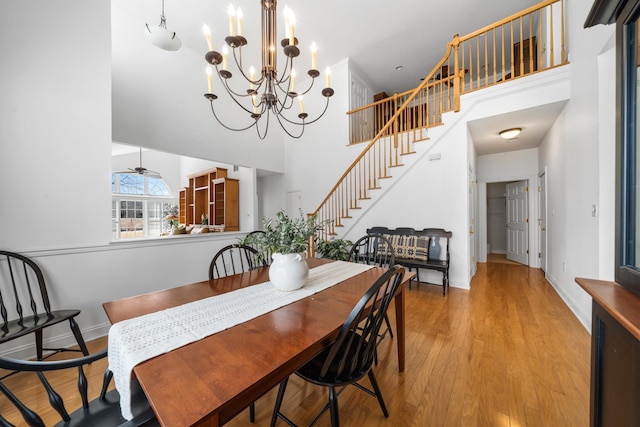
[241,210,326,291]
[315,237,353,261]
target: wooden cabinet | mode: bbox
[575,278,640,427]
[212,178,239,230]
[179,167,239,231]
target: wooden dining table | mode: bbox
[102,258,411,427]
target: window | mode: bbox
[604,0,640,296]
[111,173,176,240]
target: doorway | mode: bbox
[486,180,530,266]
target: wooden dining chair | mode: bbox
[270,265,405,427]
[208,244,267,280]
[0,250,89,361]
[347,235,396,354]
[208,243,267,422]
[0,348,158,427]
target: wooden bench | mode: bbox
[367,227,452,295]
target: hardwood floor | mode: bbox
[1,262,590,426]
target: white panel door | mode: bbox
[538,172,547,272]
[506,180,529,265]
[349,73,371,143]
[287,191,302,217]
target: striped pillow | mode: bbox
[413,236,429,261]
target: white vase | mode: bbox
[269,252,309,291]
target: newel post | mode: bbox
[452,34,461,112]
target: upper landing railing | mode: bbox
[311,0,567,240]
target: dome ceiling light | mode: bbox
[499,127,522,140]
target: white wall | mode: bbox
[0,1,260,359]
[0,1,113,250]
[537,0,616,330]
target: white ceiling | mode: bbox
[469,100,568,155]
[111,0,563,157]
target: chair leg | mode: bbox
[69,318,89,356]
[328,385,340,427]
[36,330,43,360]
[100,369,114,400]
[250,402,255,423]
[270,377,289,427]
[367,371,389,418]
[383,314,394,339]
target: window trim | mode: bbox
[111,172,175,240]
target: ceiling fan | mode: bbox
[115,147,162,179]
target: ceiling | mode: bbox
[469,101,568,156]
[111,0,562,156]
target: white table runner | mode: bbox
[108,261,373,420]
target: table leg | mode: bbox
[394,289,405,372]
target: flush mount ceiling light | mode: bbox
[145,0,181,51]
[499,127,522,140]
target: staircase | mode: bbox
[310,0,567,243]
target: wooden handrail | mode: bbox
[312,42,456,215]
[458,0,559,43]
[310,0,566,241]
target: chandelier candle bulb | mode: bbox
[206,66,213,93]
[284,6,292,39]
[290,69,296,92]
[228,5,235,36]
[236,8,243,37]
[252,95,258,114]
[289,15,296,46]
[250,66,255,90]
[298,96,304,114]
[311,42,317,70]
[325,67,331,88]
[203,25,214,51]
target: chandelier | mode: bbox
[202,1,334,139]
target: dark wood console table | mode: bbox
[575,277,640,427]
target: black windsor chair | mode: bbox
[0,251,89,362]
[270,265,405,427]
[0,349,158,427]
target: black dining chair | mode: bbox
[270,265,405,427]
[243,230,273,265]
[348,235,396,354]
[208,244,267,280]
[0,250,89,361]
[0,348,158,427]
[208,243,267,422]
